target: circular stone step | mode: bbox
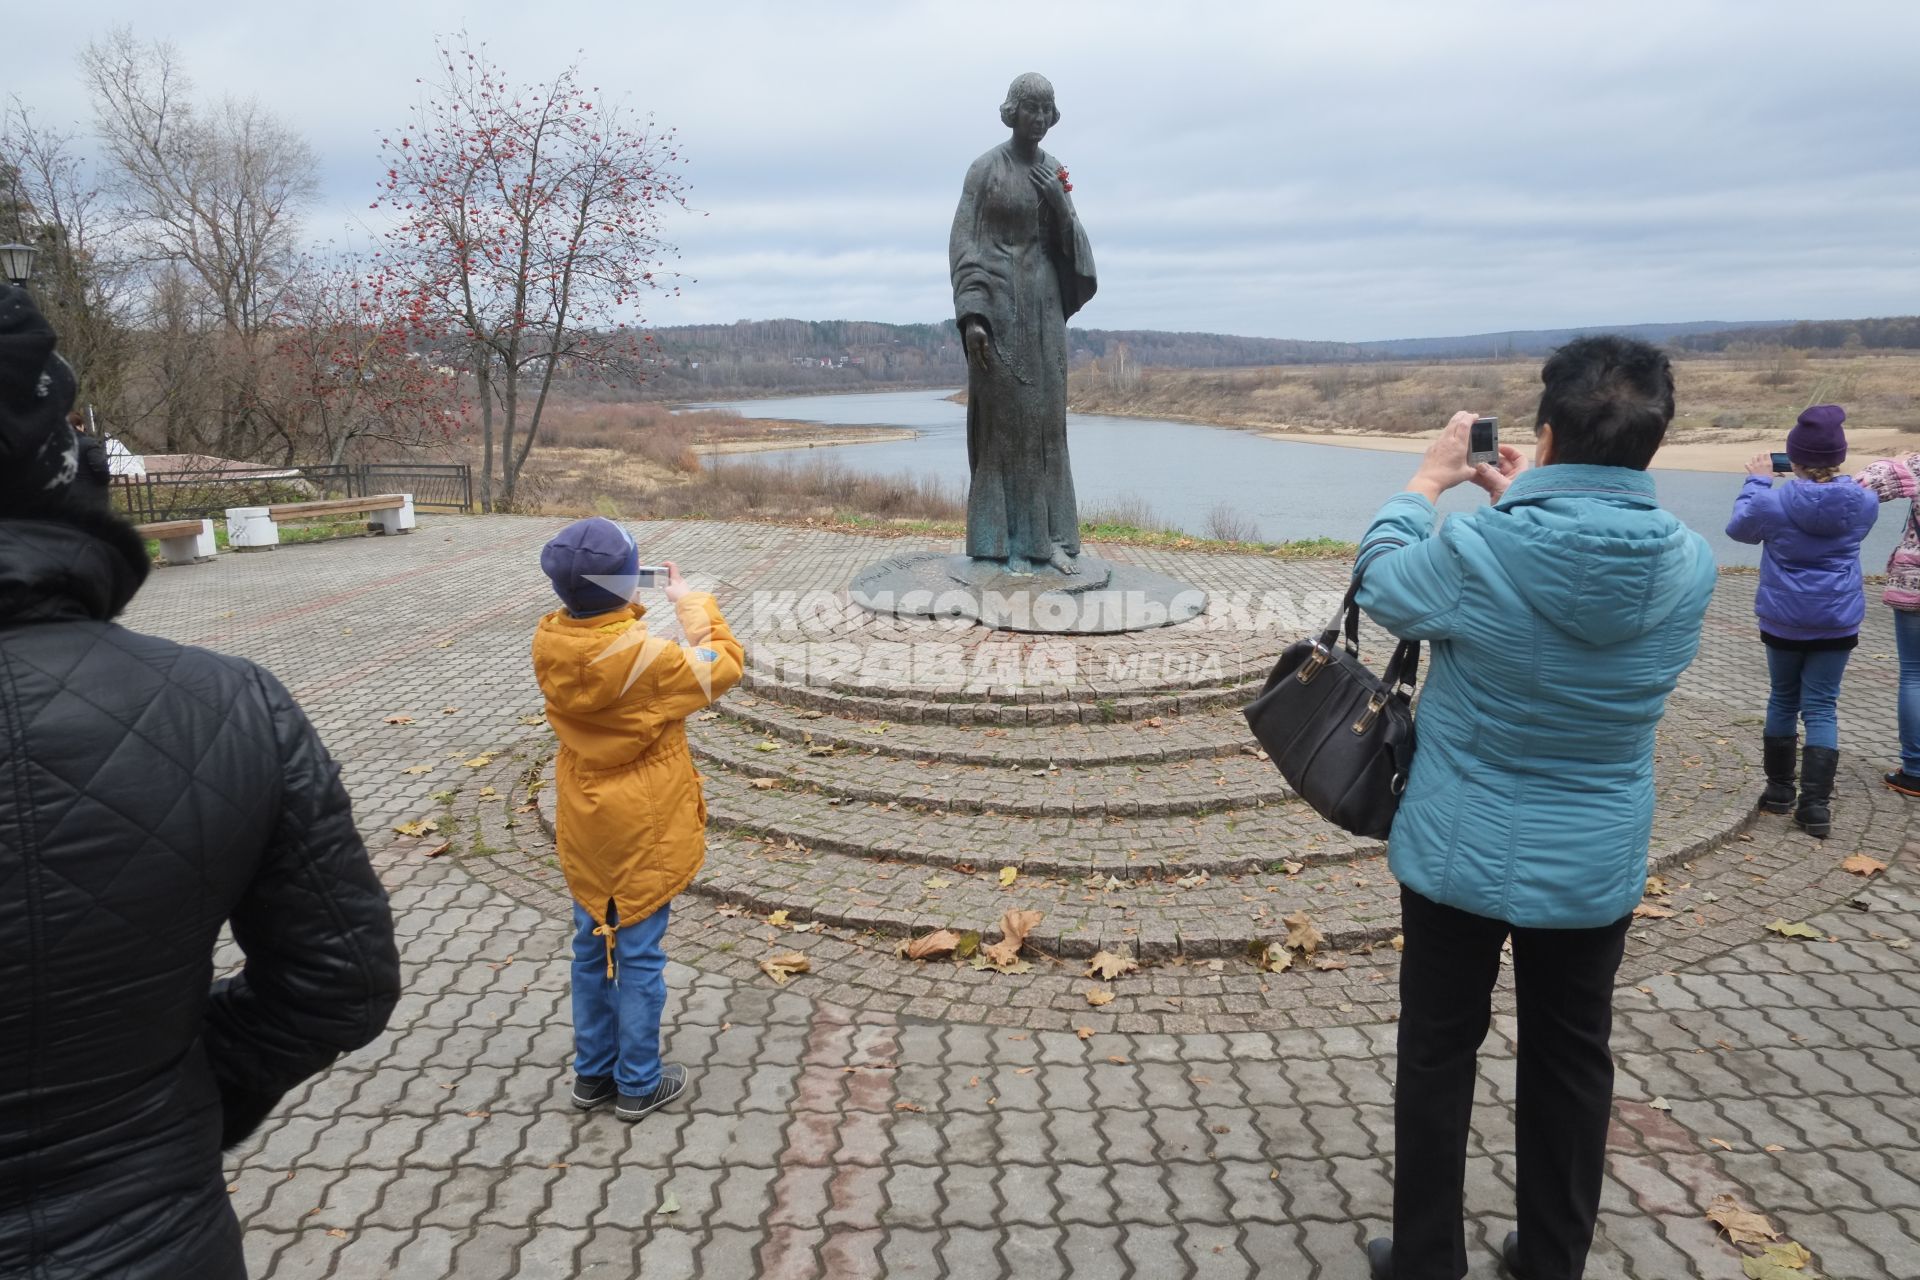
[710,698,1263,767]
[689,713,1292,818]
[734,670,1265,727]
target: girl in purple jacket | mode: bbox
[1725,405,1878,837]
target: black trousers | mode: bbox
[1392,887,1630,1280]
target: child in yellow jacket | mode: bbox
[531,518,743,1121]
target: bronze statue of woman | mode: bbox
[949,73,1097,575]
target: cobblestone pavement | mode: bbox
[122,516,1920,1278]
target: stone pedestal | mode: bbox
[849,551,1208,634]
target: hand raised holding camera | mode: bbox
[1470,444,1529,500]
[1746,451,1777,479]
[1405,412,1483,502]
[662,561,691,604]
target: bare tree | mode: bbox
[82,27,317,458]
[377,35,688,510]
[1,102,130,424]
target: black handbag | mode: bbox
[1242,575,1420,839]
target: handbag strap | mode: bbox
[1325,544,1422,690]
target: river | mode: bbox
[689,388,1906,569]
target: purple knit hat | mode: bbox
[1787,405,1847,468]
[540,517,640,616]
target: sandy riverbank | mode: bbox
[694,425,917,455]
[1259,427,1920,474]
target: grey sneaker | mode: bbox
[615,1064,688,1123]
[571,1074,615,1110]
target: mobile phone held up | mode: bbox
[1468,416,1499,467]
[1771,452,1793,474]
[635,565,671,588]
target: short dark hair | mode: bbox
[1535,334,1675,470]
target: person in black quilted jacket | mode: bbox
[0,285,402,1278]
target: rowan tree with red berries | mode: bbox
[375,35,689,511]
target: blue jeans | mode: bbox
[570,901,670,1095]
[1764,644,1852,751]
[1896,610,1920,773]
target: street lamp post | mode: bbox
[0,242,38,288]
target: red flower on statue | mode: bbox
[1056,166,1073,193]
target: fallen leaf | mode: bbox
[1076,1026,1095,1040]
[657,1191,680,1216]
[893,1101,925,1113]
[766,910,790,927]
[1710,1137,1734,1150]
[518,715,545,726]
[1085,987,1115,1006]
[1752,1241,1812,1274]
[1633,903,1677,919]
[1764,1144,1785,1153]
[999,866,1019,888]
[1174,870,1210,889]
[1841,854,1888,877]
[799,709,825,719]
[1765,919,1822,940]
[790,921,822,934]
[1283,910,1324,955]
[1650,1097,1672,1112]
[421,841,452,858]
[1645,875,1672,897]
[384,715,415,725]
[441,706,459,715]
[1390,934,1405,952]
[1084,950,1139,980]
[463,755,493,768]
[1706,1193,1779,1246]
[1314,955,1348,971]
[902,929,962,960]
[954,931,982,960]
[1107,1054,1129,1065]
[923,875,952,891]
[750,778,780,790]
[754,740,780,753]
[393,818,441,838]
[402,764,433,775]
[971,952,1033,975]
[326,1228,348,1238]
[478,785,496,797]
[759,951,810,985]
[981,908,1044,968]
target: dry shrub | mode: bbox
[1202,503,1261,542]
[1081,492,1162,530]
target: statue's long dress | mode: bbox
[949,142,1097,563]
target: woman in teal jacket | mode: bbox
[1356,338,1716,1280]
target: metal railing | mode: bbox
[113,462,473,524]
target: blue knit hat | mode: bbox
[1787,405,1847,468]
[540,517,639,616]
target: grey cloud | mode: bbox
[13,0,1920,340]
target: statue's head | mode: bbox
[999,73,1060,141]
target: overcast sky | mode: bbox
[14,1,1920,342]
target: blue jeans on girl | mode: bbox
[570,901,670,1096]
[1764,644,1852,751]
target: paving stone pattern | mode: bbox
[119,516,1920,1278]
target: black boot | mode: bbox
[1795,745,1839,838]
[1760,735,1798,813]
[1364,1237,1393,1280]
[1501,1231,1527,1277]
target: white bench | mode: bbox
[226,493,416,549]
[134,518,218,566]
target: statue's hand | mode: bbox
[1028,163,1070,217]
[964,322,992,372]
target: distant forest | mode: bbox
[615,314,1920,401]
